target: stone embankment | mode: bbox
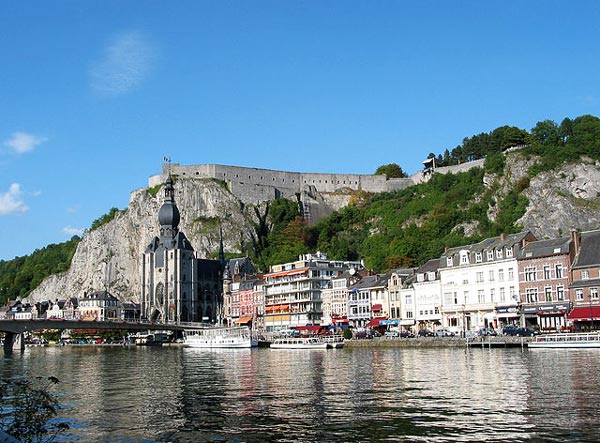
[345,336,533,348]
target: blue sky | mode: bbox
[1,1,599,260]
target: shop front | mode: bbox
[522,302,571,332]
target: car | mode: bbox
[434,329,455,337]
[399,330,415,338]
[502,326,537,336]
[384,330,400,338]
[477,328,498,336]
[418,329,435,337]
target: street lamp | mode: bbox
[461,304,466,338]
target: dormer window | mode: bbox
[417,274,425,282]
[460,252,469,265]
[428,271,436,281]
[496,249,503,259]
[506,247,513,258]
[487,251,494,261]
[446,256,453,267]
[475,252,482,263]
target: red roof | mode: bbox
[366,317,387,328]
[568,306,600,321]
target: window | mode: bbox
[460,252,469,265]
[417,274,425,282]
[489,270,495,282]
[524,267,536,282]
[576,289,584,301]
[545,286,552,302]
[476,272,484,283]
[526,288,538,303]
[508,268,514,280]
[582,270,590,280]
[496,249,503,259]
[510,286,516,300]
[555,264,564,279]
[446,256,453,267]
[498,269,505,282]
[544,266,551,280]
[428,271,436,281]
[500,287,506,302]
[406,311,413,319]
[475,252,482,263]
[478,290,485,303]
[490,288,495,302]
[591,288,599,300]
[506,247,513,258]
[557,285,564,301]
[487,251,494,261]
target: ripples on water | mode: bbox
[2,346,600,442]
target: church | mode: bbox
[140,175,224,324]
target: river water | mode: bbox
[2,345,600,442]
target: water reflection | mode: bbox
[2,346,600,442]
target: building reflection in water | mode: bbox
[2,346,600,442]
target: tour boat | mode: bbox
[528,332,600,349]
[184,326,258,348]
[135,333,163,346]
[324,335,345,348]
[270,336,329,349]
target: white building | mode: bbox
[412,259,443,332]
[439,232,535,335]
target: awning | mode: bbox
[568,306,600,321]
[236,317,252,324]
[399,319,415,326]
[266,268,309,278]
[366,316,387,328]
[296,325,324,333]
[371,304,382,311]
[332,318,349,323]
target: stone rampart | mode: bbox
[147,159,485,206]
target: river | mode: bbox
[2,345,600,442]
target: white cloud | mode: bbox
[63,226,84,236]
[0,183,29,215]
[3,132,47,154]
[90,30,157,97]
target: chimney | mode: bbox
[570,227,580,256]
[500,232,506,241]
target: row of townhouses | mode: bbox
[223,229,600,335]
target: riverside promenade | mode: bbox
[345,336,533,348]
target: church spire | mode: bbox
[158,174,180,240]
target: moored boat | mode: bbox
[528,332,600,348]
[324,335,345,348]
[184,326,258,348]
[270,336,329,349]
[135,333,164,346]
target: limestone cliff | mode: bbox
[26,156,600,303]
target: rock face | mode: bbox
[26,157,600,303]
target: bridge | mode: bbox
[0,320,207,354]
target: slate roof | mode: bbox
[520,237,571,259]
[573,230,600,269]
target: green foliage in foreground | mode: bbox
[0,236,81,304]
[0,376,69,443]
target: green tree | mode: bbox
[374,163,408,178]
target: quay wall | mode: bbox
[345,336,532,348]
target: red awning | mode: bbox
[371,304,382,311]
[366,317,387,328]
[332,318,349,323]
[568,306,600,321]
[296,325,324,332]
[236,317,252,324]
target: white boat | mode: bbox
[135,333,164,346]
[324,335,345,348]
[270,336,329,349]
[184,326,258,348]
[528,332,600,348]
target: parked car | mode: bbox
[434,329,455,337]
[477,328,498,336]
[418,329,435,337]
[384,330,400,338]
[399,330,415,338]
[502,326,538,336]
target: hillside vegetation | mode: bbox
[1,114,600,303]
